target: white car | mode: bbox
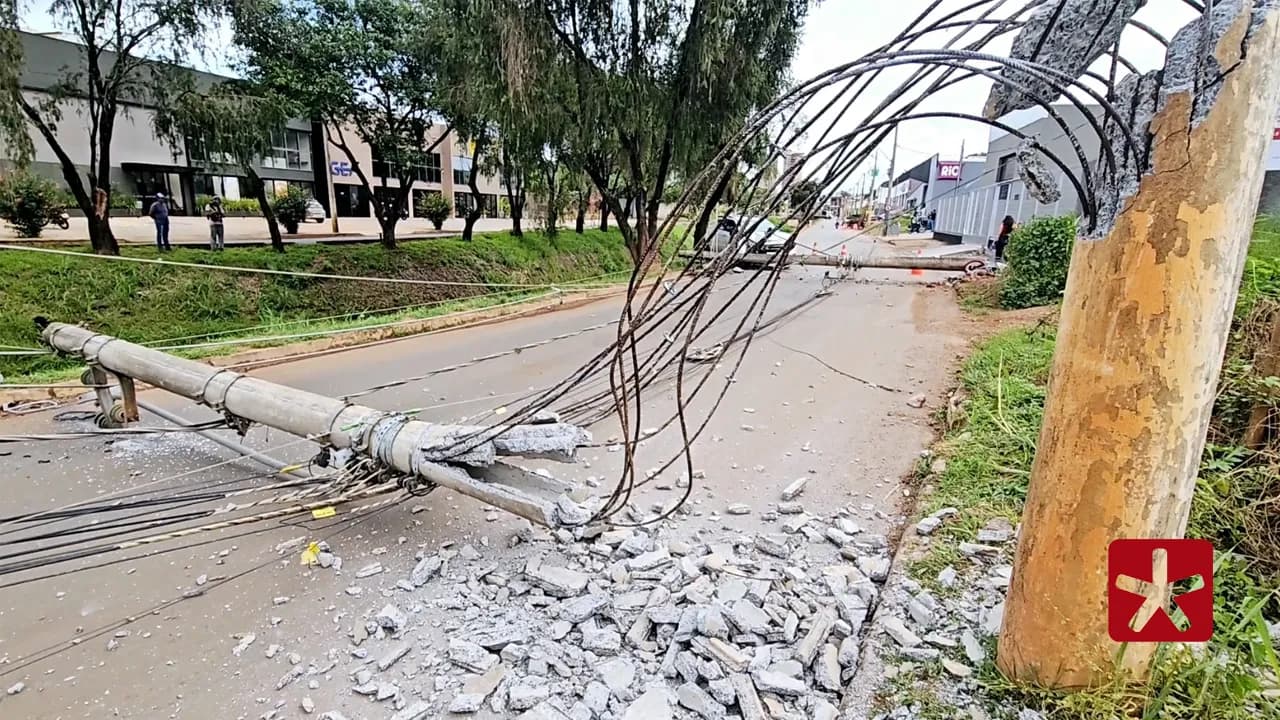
[304,198,327,223]
[710,216,792,254]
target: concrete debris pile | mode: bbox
[317,508,896,720]
[866,518,1020,720]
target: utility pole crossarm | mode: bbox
[40,322,594,528]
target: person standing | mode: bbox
[149,192,171,251]
[205,196,226,251]
[994,215,1015,262]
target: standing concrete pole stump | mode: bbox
[997,2,1280,687]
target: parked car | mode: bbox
[709,216,792,254]
[304,198,326,223]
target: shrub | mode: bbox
[0,172,65,237]
[224,198,262,214]
[417,192,451,230]
[271,187,310,233]
[1000,215,1077,309]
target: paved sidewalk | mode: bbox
[0,215,518,247]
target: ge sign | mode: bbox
[330,161,352,177]
[937,161,962,180]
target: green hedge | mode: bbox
[1000,215,1077,309]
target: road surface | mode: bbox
[0,224,969,718]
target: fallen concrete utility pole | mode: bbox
[679,250,978,271]
[997,2,1280,687]
[41,321,593,527]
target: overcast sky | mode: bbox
[787,0,1201,189]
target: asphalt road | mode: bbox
[0,224,969,719]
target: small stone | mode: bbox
[900,647,940,661]
[375,604,407,632]
[300,697,315,714]
[265,644,281,659]
[857,556,891,582]
[981,601,1006,636]
[907,394,927,408]
[580,619,622,653]
[448,639,498,673]
[780,477,808,501]
[355,563,384,579]
[598,657,636,694]
[816,644,841,691]
[377,643,411,671]
[583,681,611,715]
[835,518,862,536]
[754,533,790,558]
[561,593,610,623]
[916,516,942,535]
[777,501,803,515]
[195,574,208,586]
[976,518,1014,544]
[961,629,986,664]
[6,682,25,695]
[908,595,937,629]
[880,616,921,647]
[409,555,443,586]
[814,699,839,720]
[527,560,590,598]
[838,635,859,668]
[726,504,751,516]
[677,682,727,720]
[937,566,958,587]
[942,658,973,677]
[450,693,486,713]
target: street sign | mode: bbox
[330,161,352,177]
[937,161,962,180]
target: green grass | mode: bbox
[1,229,633,381]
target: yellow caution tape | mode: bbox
[311,506,337,519]
[300,541,321,566]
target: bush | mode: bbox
[271,187,310,233]
[1000,215,1077,309]
[416,192,451,230]
[0,172,65,237]
[223,198,262,214]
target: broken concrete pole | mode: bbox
[728,674,766,720]
[795,605,837,666]
[999,0,1280,688]
[780,477,808,501]
[984,0,1143,118]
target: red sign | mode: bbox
[1273,127,1280,140]
[937,161,962,180]
[1108,539,1213,642]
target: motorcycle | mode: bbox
[38,209,70,230]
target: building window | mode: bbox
[373,152,442,184]
[454,191,472,217]
[996,153,1017,183]
[453,155,473,186]
[263,129,312,171]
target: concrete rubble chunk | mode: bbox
[580,619,622,653]
[838,635,860,668]
[777,501,804,514]
[375,604,407,632]
[814,699,840,720]
[962,629,987,664]
[755,533,790,558]
[726,504,751,516]
[527,560,590,598]
[835,593,869,628]
[857,555,891,582]
[628,548,672,571]
[389,702,431,720]
[943,658,974,677]
[698,607,730,640]
[707,678,735,705]
[583,681,611,715]
[835,518,862,536]
[750,669,806,696]
[474,626,529,650]
[509,683,552,711]
[450,693,487,714]
[647,605,684,625]
[561,593,610,623]
[622,686,674,720]
[916,516,942,535]
[780,477,808,501]
[355,562,383,578]
[677,682,728,720]
[728,600,771,634]
[881,616,922,647]
[717,578,749,603]
[977,517,1014,544]
[675,651,701,684]
[692,637,750,672]
[449,638,498,673]
[317,714,349,720]
[517,702,573,720]
[825,527,851,546]
[937,565,958,587]
[959,542,1001,558]
[982,601,1006,636]
[728,674,766,720]
[376,643,411,671]
[409,555,443,587]
[901,647,941,661]
[795,605,837,666]
[908,595,937,629]
[816,644,842,691]
[6,682,25,696]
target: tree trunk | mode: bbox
[249,170,284,253]
[599,203,610,231]
[693,167,734,248]
[997,5,1280,687]
[575,199,586,233]
[463,135,488,242]
[544,164,559,236]
[511,198,524,236]
[379,214,399,249]
[1244,306,1280,449]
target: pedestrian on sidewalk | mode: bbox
[205,196,226,251]
[994,215,1015,262]
[149,193,171,251]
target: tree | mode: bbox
[0,0,218,254]
[233,0,447,249]
[152,81,296,252]
[0,171,63,237]
[496,0,810,266]
[789,178,822,213]
[416,192,451,230]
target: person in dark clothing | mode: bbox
[150,193,171,251]
[994,215,1015,261]
[205,196,226,251]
